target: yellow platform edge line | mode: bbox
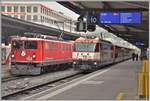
[116,92,125,100]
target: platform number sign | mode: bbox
[89,15,98,24]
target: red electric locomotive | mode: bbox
[10,33,73,75]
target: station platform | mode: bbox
[2,64,11,79]
[36,59,142,100]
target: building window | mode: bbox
[20,15,25,20]
[43,16,45,22]
[43,8,45,14]
[43,17,45,22]
[20,6,25,12]
[27,15,31,21]
[41,16,44,22]
[47,10,49,15]
[27,6,31,13]
[14,6,18,12]
[49,19,53,24]
[45,9,47,15]
[7,6,12,12]
[41,7,42,13]
[14,15,18,18]
[46,9,48,15]
[33,15,38,21]
[45,17,47,23]
[33,7,38,13]
[1,6,5,12]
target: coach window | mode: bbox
[63,45,65,50]
[14,6,18,12]
[25,41,37,49]
[63,45,66,50]
[67,45,69,50]
[50,42,56,49]
[20,6,25,12]
[27,6,31,13]
[45,43,49,50]
[1,6,5,12]
[7,6,12,12]
[66,45,68,50]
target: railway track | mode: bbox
[2,75,28,82]
[2,69,82,100]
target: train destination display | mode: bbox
[99,12,141,24]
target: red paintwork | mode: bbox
[11,37,73,65]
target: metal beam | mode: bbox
[81,8,148,12]
[124,2,149,9]
[127,25,149,32]
[57,2,82,14]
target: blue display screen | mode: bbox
[120,12,141,24]
[134,40,145,46]
[100,12,120,24]
[99,12,141,24]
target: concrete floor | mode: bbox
[38,60,142,100]
[2,64,11,79]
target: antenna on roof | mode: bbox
[24,32,41,38]
[23,32,63,41]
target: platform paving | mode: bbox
[41,60,142,100]
[1,64,11,79]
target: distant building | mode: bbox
[1,3,77,33]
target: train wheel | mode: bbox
[41,67,45,74]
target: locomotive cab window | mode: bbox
[12,40,23,49]
[75,43,96,52]
[25,41,37,49]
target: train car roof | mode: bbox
[11,36,72,44]
[75,37,112,44]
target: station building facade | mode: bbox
[1,3,77,33]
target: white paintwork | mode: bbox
[72,52,100,60]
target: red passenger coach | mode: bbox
[10,34,73,75]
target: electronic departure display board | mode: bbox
[99,12,141,24]
[100,12,120,24]
[120,12,141,24]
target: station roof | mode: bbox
[2,15,79,42]
[58,1,149,48]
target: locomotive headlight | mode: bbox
[32,54,36,59]
[11,54,15,58]
[94,62,97,65]
[73,61,76,64]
